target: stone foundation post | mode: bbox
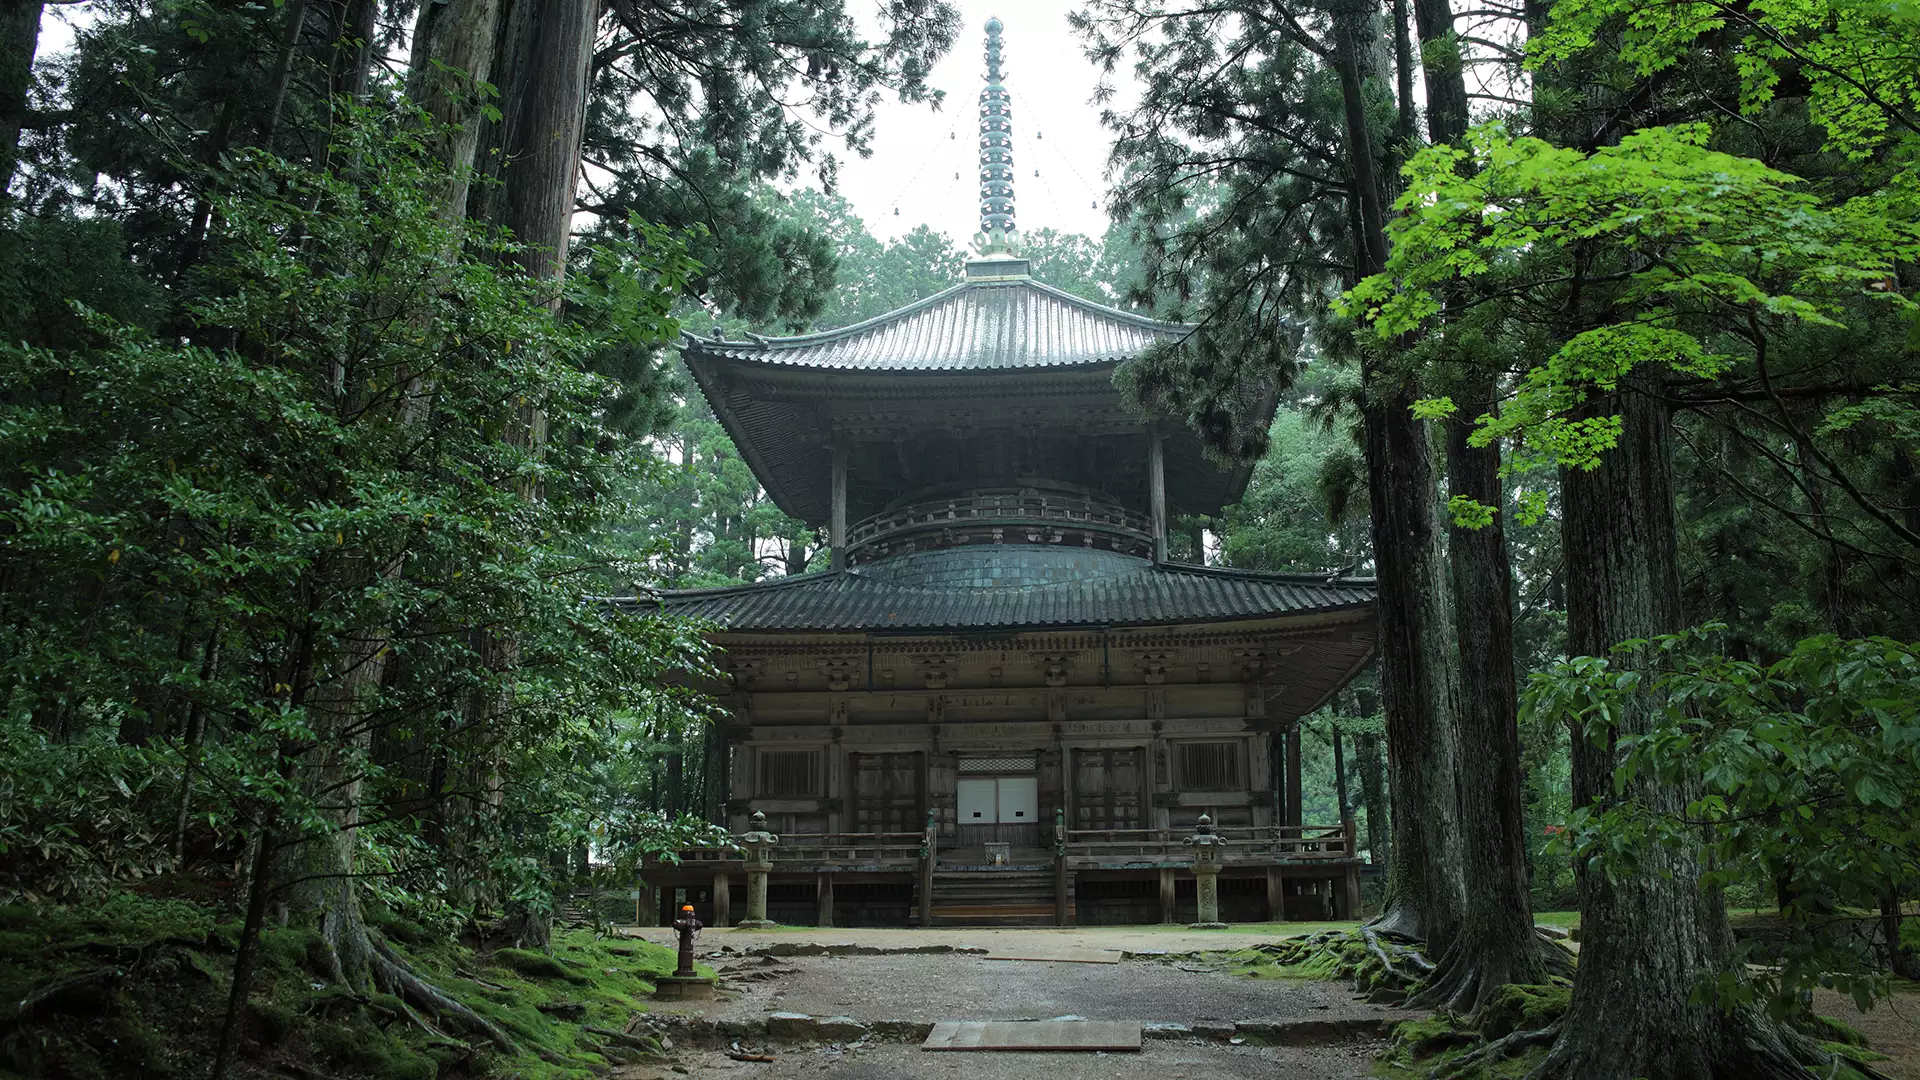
[737,810,779,929]
[1185,813,1228,929]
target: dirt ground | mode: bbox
[1815,989,1920,1080]
[645,1041,1385,1080]
[615,926,1920,1080]
[689,952,1407,1027]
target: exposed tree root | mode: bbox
[366,934,515,1054]
[1255,926,1433,1000]
[1409,933,1578,1015]
[1429,1021,1560,1079]
[1520,1007,1897,1080]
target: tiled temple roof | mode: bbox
[645,560,1375,633]
[680,277,1186,372]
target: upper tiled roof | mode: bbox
[644,559,1375,633]
[681,278,1187,371]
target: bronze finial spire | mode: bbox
[976,16,1017,254]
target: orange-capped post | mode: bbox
[672,903,702,978]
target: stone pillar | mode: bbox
[1185,813,1228,929]
[737,810,779,929]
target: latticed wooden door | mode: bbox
[850,752,923,834]
[1072,748,1144,831]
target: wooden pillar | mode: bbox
[1159,867,1177,924]
[1339,865,1361,919]
[1147,428,1167,562]
[642,884,660,927]
[1266,866,1284,923]
[1285,725,1303,827]
[816,872,835,927]
[830,443,848,571]
[712,871,731,928]
[1054,861,1072,927]
[918,809,936,927]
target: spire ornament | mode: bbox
[974,16,1019,255]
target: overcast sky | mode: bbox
[834,1,1128,246]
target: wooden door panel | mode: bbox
[851,752,923,834]
[1072,748,1144,831]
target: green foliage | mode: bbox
[0,891,691,1078]
[1527,629,1920,1011]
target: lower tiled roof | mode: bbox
[645,561,1375,633]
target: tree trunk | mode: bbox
[1535,370,1815,1079]
[1355,732,1388,867]
[0,0,42,199]
[406,0,504,220]
[482,0,598,952]
[1332,727,1351,821]
[1406,0,1553,1011]
[1882,888,1918,980]
[1332,0,1461,950]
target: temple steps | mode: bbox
[928,869,1061,926]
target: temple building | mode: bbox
[639,17,1377,927]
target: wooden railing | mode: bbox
[846,490,1153,556]
[1065,822,1355,862]
[641,832,926,868]
[644,822,1356,869]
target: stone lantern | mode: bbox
[1184,813,1229,929]
[737,810,780,929]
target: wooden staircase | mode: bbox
[928,867,1062,926]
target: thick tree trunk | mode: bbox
[501,0,595,278]
[406,0,504,220]
[0,0,42,199]
[1332,0,1461,950]
[482,0,597,951]
[1416,381,1557,1010]
[1536,371,1815,1079]
[1404,0,1553,1009]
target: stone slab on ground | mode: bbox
[923,1020,1143,1052]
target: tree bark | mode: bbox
[0,0,42,199]
[482,0,598,952]
[1355,732,1389,867]
[1406,0,1554,1012]
[1331,0,1462,950]
[1535,370,1814,1079]
[406,0,505,220]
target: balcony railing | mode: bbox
[641,821,1356,871]
[846,490,1153,563]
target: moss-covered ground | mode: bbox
[0,891,705,1080]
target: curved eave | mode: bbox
[630,564,1379,635]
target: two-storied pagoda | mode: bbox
[641,17,1378,927]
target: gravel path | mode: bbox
[647,1040,1384,1080]
[701,953,1403,1027]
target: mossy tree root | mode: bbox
[365,934,515,1054]
[1427,1022,1560,1080]
[1522,1011,1896,1080]
[1257,926,1433,999]
[1409,934,1577,1015]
